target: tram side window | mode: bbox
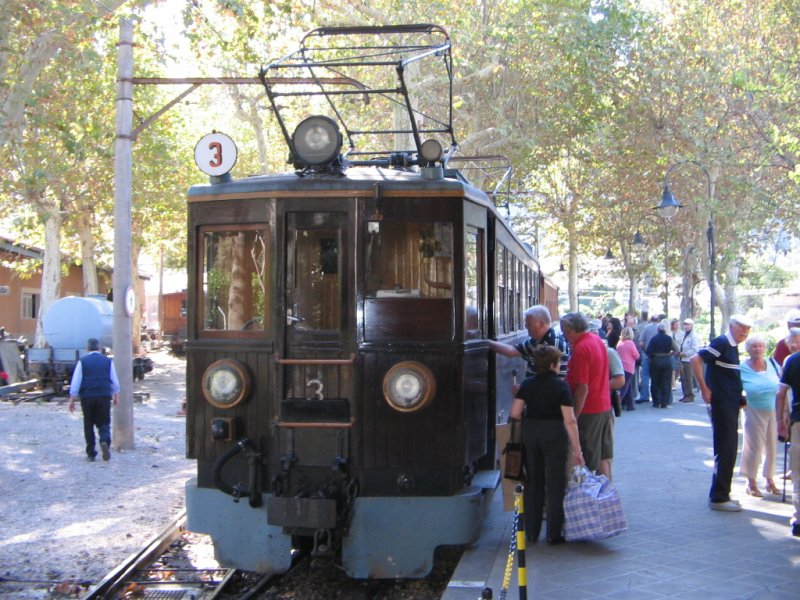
[201,227,267,332]
[497,244,507,334]
[365,221,453,299]
[464,228,484,340]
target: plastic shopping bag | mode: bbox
[563,466,627,541]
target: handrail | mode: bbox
[274,353,356,366]
[274,418,354,429]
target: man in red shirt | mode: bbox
[561,312,613,479]
[774,309,800,365]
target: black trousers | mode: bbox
[80,396,112,458]
[709,402,741,503]
[522,419,569,542]
[649,356,673,407]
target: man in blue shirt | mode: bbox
[691,315,752,511]
[68,338,120,461]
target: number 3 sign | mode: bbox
[194,132,238,177]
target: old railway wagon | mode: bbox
[184,24,550,578]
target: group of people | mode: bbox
[492,305,800,542]
[491,307,616,543]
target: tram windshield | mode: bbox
[201,227,267,332]
[365,221,453,299]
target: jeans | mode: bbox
[638,353,651,401]
[709,402,741,503]
[80,396,112,458]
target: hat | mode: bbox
[786,309,800,324]
[729,314,753,328]
[683,318,694,325]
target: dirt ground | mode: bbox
[0,349,192,599]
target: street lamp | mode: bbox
[651,186,683,318]
[661,161,714,338]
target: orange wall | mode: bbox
[0,261,111,340]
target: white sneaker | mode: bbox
[709,500,742,512]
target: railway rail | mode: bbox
[81,510,238,599]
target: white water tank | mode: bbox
[42,295,114,349]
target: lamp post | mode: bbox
[661,161,714,338]
[650,183,683,318]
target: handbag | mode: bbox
[563,466,627,541]
[610,389,622,417]
[502,419,526,481]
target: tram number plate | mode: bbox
[267,497,337,529]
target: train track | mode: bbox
[79,509,460,599]
[81,509,238,599]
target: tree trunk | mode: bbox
[34,204,63,348]
[77,212,99,295]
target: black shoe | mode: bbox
[86,455,96,462]
[100,442,110,461]
[635,399,648,404]
[792,523,800,537]
[547,536,566,545]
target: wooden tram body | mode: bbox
[184,24,554,578]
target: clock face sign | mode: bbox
[194,132,237,177]
[125,286,136,317]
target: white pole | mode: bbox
[112,17,134,450]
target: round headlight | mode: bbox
[292,115,342,166]
[383,361,436,413]
[201,359,250,409]
[420,139,443,164]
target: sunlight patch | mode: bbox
[663,418,710,427]
[54,518,122,540]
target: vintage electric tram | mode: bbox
[184,24,556,578]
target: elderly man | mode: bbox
[69,338,120,462]
[636,314,661,404]
[561,312,613,479]
[489,304,568,379]
[774,309,800,366]
[691,315,753,511]
[676,318,700,402]
[777,327,800,536]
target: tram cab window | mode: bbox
[365,222,453,299]
[201,227,267,332]
[464,228,484,340]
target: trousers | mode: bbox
[80,396,112,458]
[522,419,569,542]
[709,402,741,503]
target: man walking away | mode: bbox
[69,338,120,461]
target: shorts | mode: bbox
[577,409,614,472]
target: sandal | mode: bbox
[746,486,763,498]
[765,481,780,495]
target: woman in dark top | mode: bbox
[510,345,584,544]
[606,317,623,349]
[646,321,677,408]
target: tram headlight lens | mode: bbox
[420,139,443,164]
[202,359,250,409]
[383,361,436,412]
[292,115,342,166]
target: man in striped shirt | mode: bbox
[691,315,753,512]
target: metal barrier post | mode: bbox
[514,484,528,600]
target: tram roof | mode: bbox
[187,167,497,208]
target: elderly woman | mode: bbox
[510,345,584,544]
[739,334,782,497]
[646,321,676,408]
[616,327,640,411]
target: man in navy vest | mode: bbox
[691,315,752,511]
[68,338,120,461]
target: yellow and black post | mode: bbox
[514,484,528,600]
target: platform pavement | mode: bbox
[444,392,799,599]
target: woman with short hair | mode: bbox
[739,334,781,497]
